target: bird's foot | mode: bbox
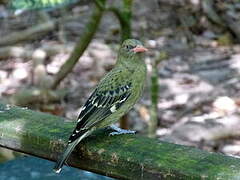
[108,125,136,136]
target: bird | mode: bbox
[53,39,148,173]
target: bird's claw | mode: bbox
[109,130,136,136]
[108,125,136,136]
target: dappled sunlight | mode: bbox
[0,0,240,178]
[229,54,240,73]
[0,118,26,134]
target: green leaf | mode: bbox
[9,0,78,10]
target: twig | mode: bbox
[106,0,132,42]
[148,51,168,138]
[11,88,67,106]
[0,21,55,47]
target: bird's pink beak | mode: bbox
[132,45,148,53]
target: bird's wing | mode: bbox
[68,70,132,143]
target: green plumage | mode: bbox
[54,39,147,173]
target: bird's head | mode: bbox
[118,39,148,64]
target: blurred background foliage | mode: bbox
[1,0,240,178]
[9,0,78,10]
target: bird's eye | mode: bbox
[125,45,133,50]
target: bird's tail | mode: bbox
[53,131,90,173]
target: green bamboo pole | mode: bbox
[0,103,240,179]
